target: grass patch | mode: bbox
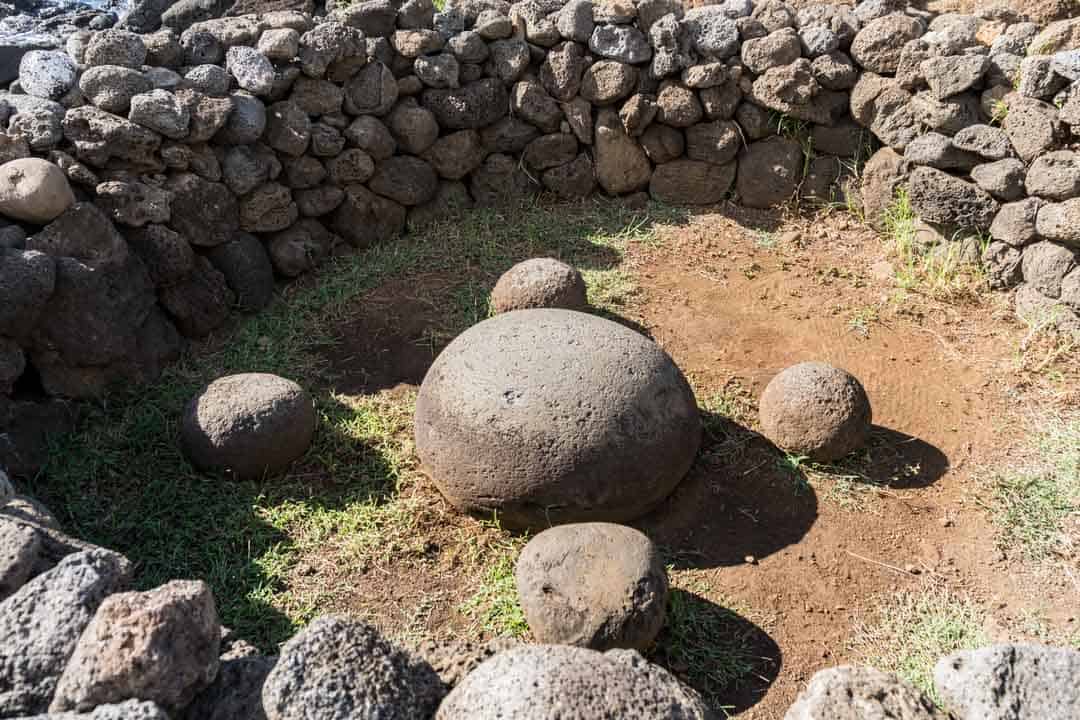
[29,198,687,650]
[851,584,988,702]
[459,533,529,638]
[654,573,775,715]
[986,415,1079,562]
[882,189,985,298]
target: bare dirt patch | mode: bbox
[290,202,1076,717]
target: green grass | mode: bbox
[28,198,687,650]
[986,415,1080,562]
[654,573,773,715]
[882,188,985,297]
[459,534,529,638]
[851,584,988,703]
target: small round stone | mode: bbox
[415,309,701,530]
[490,258,588,314]
[515,522,668,651]
[758,361,872,462]
[0,158,76,224]
[180,373,316,480]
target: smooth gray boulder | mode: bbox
[435,645,713,719]
[180,373,316,479]
[261,615,444,720]
[414,309,700,530]
[516,522,668,652]
[934,644,1080,720]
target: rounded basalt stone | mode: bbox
[759,361,872,462]
[414,309,701,530]
[515,522,668,652]
[435,645,712,719]
[0,158,75,224]
[181,373,316,480]
[490,258,587,314]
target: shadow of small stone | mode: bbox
[636,411,819,570]
[650,589,782,716]
[808,425,949,490]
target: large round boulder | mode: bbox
[435,645,712,719]
[515,523,668,652]
[181,373,316,480]
[0,158,75,224]
[759,361,872,463]
[490,258,587,314]
[415,309,700,529]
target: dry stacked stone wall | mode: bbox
[0,0,1078,412]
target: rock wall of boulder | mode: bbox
[850,7,1080,333]
[0,0,1078,412]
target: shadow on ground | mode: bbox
[638,410,820,570]
[651,589,782,716]
[810,425,950,490]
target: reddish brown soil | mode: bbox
[312,204,1077,718]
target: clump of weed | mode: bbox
[850,583,988,702]
[986,415,1079,563]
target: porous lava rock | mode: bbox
[414,309,701,529]
[785,666,946,720]
[933,644,1080,720]
[261,615,445,720]
[490,258,587,314]
[49,580,221,715]
[435,645,712,719]
[759,361,871,462]
[180,373,316,480]
[515,522,668,651]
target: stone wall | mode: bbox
[0,0,1078,410]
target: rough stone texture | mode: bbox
[934,644,1080,720]
[436,645,712,719]
[851,14,924,74]
[784,666,946,720]
[413,639,519,689]
[516,522,667,652]
[181,373,316,480]
[183,656,276,720]
[1022,241,1077,298]
[491,258,587,314]
[0,518,41,601]
[159,256,235,337]
[0,158,75,224]
[650,158,734,205]
[414,309,701,529]
[207,233,275,313]
[907,166,999,231]
[49,580,221,715]
[594,108,651,195]
[736,136,802,209]
[0,550,132,717]
[261,615,445,720]
[971,159,1027,203]
[1025,150,1080,201]
[1036,198,1080,248]
[991,198,1042,247]
[759,361,872,463]
[165,173,239,247]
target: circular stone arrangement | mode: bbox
[515,522,668,652]
[490,258,588,314]
[758,361,872,463]
[414,309,701,530]
[436,645,712,719]
[180,373,316,480]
